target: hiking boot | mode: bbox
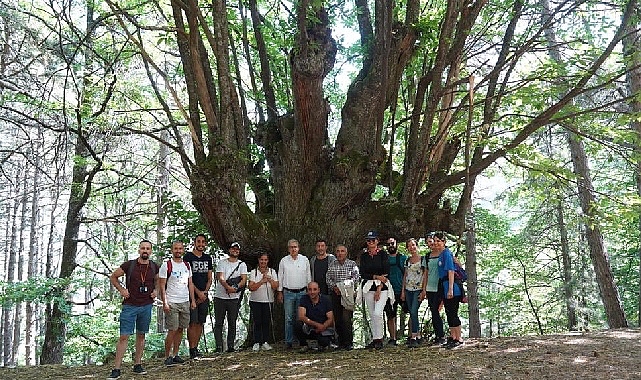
[172,355,185,365]
[286,343,293,350]
[132,364,147,375]
[374,340,383,350]
[299,345,310,353]
[226,347,236,353]
[408,339,418,348]
[164,356,175,367]
[107,369,121,379]
[252,343,261,351]
[388,339,397,346]
[261,342,273,351]
[189,348,202,359]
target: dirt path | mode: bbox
[3,329,639,379]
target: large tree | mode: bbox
[103,0,631,258]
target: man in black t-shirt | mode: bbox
[183,234,213,359]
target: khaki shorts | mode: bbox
[165,301,190,330]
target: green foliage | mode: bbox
[0,277,73,310]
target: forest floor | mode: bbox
[2,328,640,379]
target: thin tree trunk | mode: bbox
[540,0,627,329]
[26,133,41,365]
[12,171,28,366]
[3,175,19,366]
[621,0,641,327]
[567,134,628,328]
[555,190,577,330]
[465,209,481,337]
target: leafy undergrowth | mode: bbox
[3,329,639,379]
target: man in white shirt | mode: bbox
[159,241,196,366]
[213,242,248,353]
[277,239,311,349]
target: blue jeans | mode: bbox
[405,290,421,334]
[283,290,304,344]
[119,304,153,336]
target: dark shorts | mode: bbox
[190,298,209,324]
[384,295,408,318]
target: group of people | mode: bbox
[106,231,465,379]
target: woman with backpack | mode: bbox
[400,238,427,348]
[432,232,464,349]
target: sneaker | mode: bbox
[408,339,418,348]
[252,343,261,351]
[164,356,175,367]
[261,342,273,351]
[429,337,446,346]
[388,339,397,346]
[107,369,121,379]
[342,344,354,351]
[441,337,454,348]
[132,364,147,375]
[299,345,310,353]
[172,355,185,365]
[446,340,464,350]
[374,340,383,350]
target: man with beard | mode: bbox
[213,242,248,353]
[183,234,213,359]
[384,236,406,346]
[309,239,336,295]
[108,240,159,379]
[159,241,196,366]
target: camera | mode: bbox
[139,285,148,293]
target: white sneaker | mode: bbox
[261,342,272,351]
[252,343,261,351]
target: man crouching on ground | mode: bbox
[295,281,335,352]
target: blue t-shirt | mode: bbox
[299,294,332,324]
[438,248,462,297]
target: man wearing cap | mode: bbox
[213,241,248,353]
[277,239,312,349]
[358,231,390,349]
